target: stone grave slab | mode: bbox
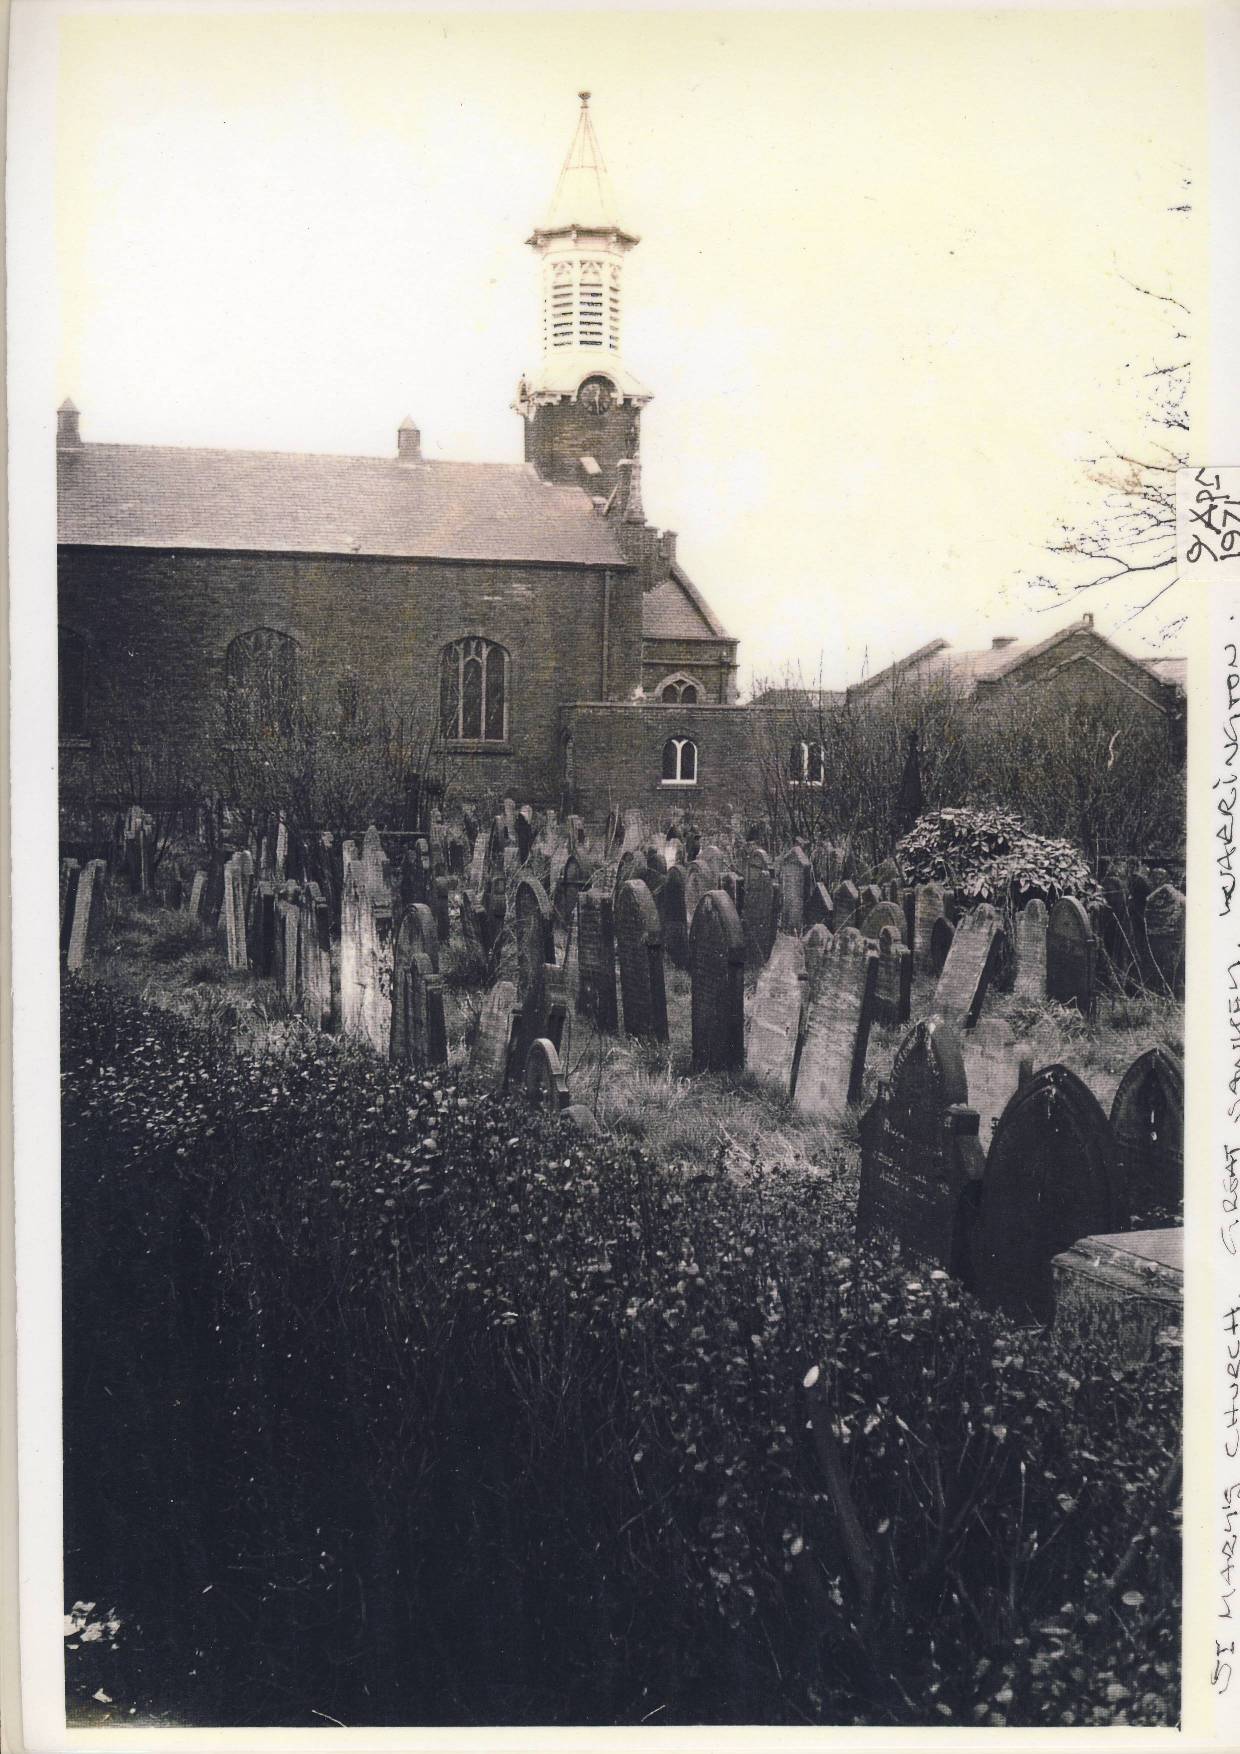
[1110,1046,1184,1221]
[576,889,620,1033]
[1046,896,1096,1015]
[614,878,669,1043]
[689,889,746,1073]
[745,934,807,1094]
[794,927,878,1119]
[1051,1228,1183,1364]
[931,903,1001,1030]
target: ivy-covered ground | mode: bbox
[63,974,1181,1729]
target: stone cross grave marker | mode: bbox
[1110,1046,1184,1221]
[473,979,519,1092]
[575,888,620,1033]
[794,927,878,1119]
[689,889,746,1073]
[913,882,946,977]
[961,1016,1034,1141]
[65,859,107,971]
[745,933,806,1094]
[931,903,1001,1030]
[1046,896,1096,1016]
[871,925,912,1029]
[857,1017,984,1273]
[1013,898,1048,1002]
[974,1064,1121,1324]
[779,845,812,933]
[1142,884,1186,999]
[656,864,691,970]
[513,873,556,1003]
[831,880,860,936]
[614,878,669,1043]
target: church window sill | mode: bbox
[445,740,514,757]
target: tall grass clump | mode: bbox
[62,978,1180,1730]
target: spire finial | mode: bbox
[579,90,590,106]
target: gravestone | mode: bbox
[871,925,912,1029]
[187,869,207,924]
[523,1038,570,1113]
[615,848,647,894]
[813,843,848,890]
[1051,1228,1183,1365]
[974,1064,1121,1324]
[1110,1046,1184,1221]
[614,878,669,1043]
[513,873,556,1002]
[340,839,395,1056]
[860,900,905,945]
[514,811,534,865]
[274,884,301,1004]
[832,880,860,935]
[620,808,648,856]
[1142,884,1186,999]
[472,979,519,1091]
[929,915,954,974]
[689,890,746,1073]
[872,857,903,891]
[857,882,882,921]
[961,1016,1034,1140]
[913,882,946,977]
[779,845,812,933]
[931,904,1001,1029]
[794,927,878,1119]
[745,934,807,1094]
[65,859,107,971]
[223,856,248,971]
[1013,898,1048,1002]
[1046,896,1096,1016]
[656,864,690,970]
[246,879,277,977]
[548,844,572,924]
[59,860,81,961]
[802,923,833,988]
[468,831,489,893]
[516,961,570,1072]
[299,881,332,1030]
[743,843,773,890]
[857,1018,984,1274]
[431,875,452,945]
[742,864,780,968]
[683,858,715,929]
[721,870,743,913]
[401,844,430,909]
[805,882,833,931]
[575,889,620,1033]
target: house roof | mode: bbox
[748,686,844,709]
[57,439,630,568]
[642,562,732,642]
[1143,655,1188,692]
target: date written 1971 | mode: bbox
[1179,466,1240,568]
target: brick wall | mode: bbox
[642,637,738,705]
[560,701,768,827]
[523,399,641,501]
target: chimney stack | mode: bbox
[991,636,1016,649]
[658,530,678,574]
[397,416,421,462]
[57,398,81,449]
[615,457,644,523]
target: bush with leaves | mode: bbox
[62,978,1179,1729]
[897,807,1102,909]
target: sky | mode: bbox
[54,4,1207,692]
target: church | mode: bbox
[57,94,753,826]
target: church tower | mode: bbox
[516,93,651,500]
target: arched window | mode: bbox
[59,626,87,737]
[440,638,509,743]
[662,737,698,786]
[657,673,701,705]
[789,740,825,786]
[225,627,298,735]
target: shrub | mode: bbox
[897,807,1101,907]
[61,978,1179,1729]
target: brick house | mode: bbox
[58,94,740,827]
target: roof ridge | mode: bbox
[66,437,542,473]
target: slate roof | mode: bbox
[1143,655,1188,692]
[57,440,629,567]
[642,563,732,642]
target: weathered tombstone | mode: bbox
[516,961,570,1073]
[974,1064,1122,1324]
[689,890,746,1073]
[299,881,332,1030]
[683,858,714,929]
[549,844,572,924]
[794,928,878,1119]
[857,882,882,922]
[929,914,954,974]
[59,860,81,961]
[832,880,860,936]
[615,848,647,894]
[502,797,518,836]
[742,843,772,889]
[620,808,648,857]
[745,934,806,1094]
[340,841,395,1056]
[65,859,107,971]
[813,843,847,890]
[931,904,1001,1030]
[523,1037,570,1112]
[872,857,903,891]
[559,850,593,927]
[246,879,276,977]
[223,856,248,971]
[431,874,452,945]
[575,889,620,1033]
[1142,884,1186,999]
[779,845,812,933]
[563,1102,599,1134]
[802,923,832,988]
[1051,1228,1183,1365]
[514,811,534,865]
[472,979,519,1091]
[871,925,912,1029]
[1046,896,1096,1016]
[1013,898,1048,1002]
[961,1016,1034,1141]
[742,863,781,969]
[468,830,489,893]
[857,1018,984,1274]
[913,882,946,977]
[513,873,556,1001]
[805,882,833,932]
[273,884,301,1004]
[656,864,691,971]
[1110,1046,1184,1220]
[274,815,288,883]
[187,869,207,924]
[859,900,905,945]
[613,878,669,1044]
[398,901,440,972]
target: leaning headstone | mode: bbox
[689,890,746,1073]
[1141,884,1186,999]
[832,880,860,936]
[805,882,833,931]
[472,979,519,1091]
[614,878,669,1044]
[857,1017,984,1274]
[523,1037,570,1113]
[913,882,946,977]
[779,845,812,933]
[1046,896,1096,1016]
[742,863,781,969]
[1012,898,1048,1002]
[187,869,207,924]
[974,1064,1121,1324]
[870,925,912,1029]
[65,859,107,971]
[961,1016,1034,1141]
[656,865,691,970]
[794,928,878,1119]
[1110,1046,1184,1220]
[745,934,806,1094]
[513,873,556,1002]
[576,889,620,1033]
[931,904,1001,1030]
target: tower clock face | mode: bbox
[578,377,614,416]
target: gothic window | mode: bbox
[789,740,825,786]
[578,259,605,348]
[657,673,700,705]
[608,266,621,351]
[225,627,298,735]
[550,260,574,350]
[662,736,698,786]
[441,637,509,743]
[59,625,86,737]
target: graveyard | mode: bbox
[60,797,1185,1728]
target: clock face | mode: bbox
[578,378,613,416]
